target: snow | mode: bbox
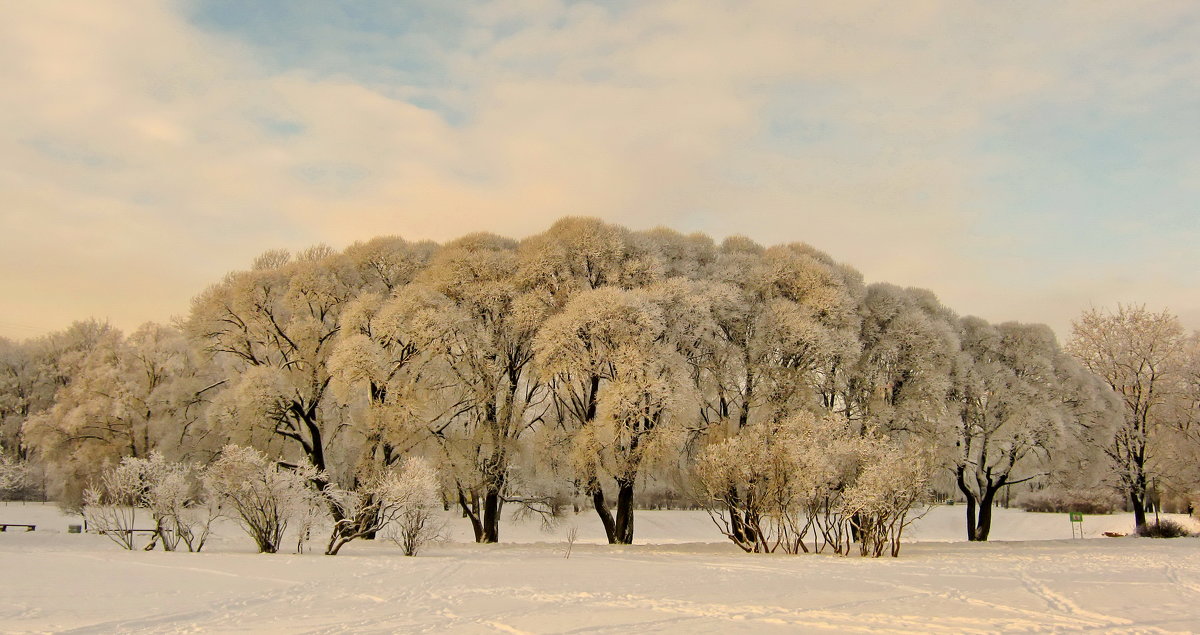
[2,502,1199,633]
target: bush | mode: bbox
[204,445,323,553]
[0,445,39,501]
[83,454,223,552]
[324,456,443,556]
[695,413,933,557]
[82,459,144,550]
[1014,488,1123,515]
[1136,519,1193,538]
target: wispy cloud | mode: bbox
[0,0,1196,339]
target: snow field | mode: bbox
[2,502,1199,633]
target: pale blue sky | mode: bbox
[1,1,1196,339]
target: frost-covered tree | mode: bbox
[1164,333,1200,507]
[952,319,1097,541]
[516,217,660,308]
[416,233,550,543]
[342,236,438,295]
[2,320,117,459]
[637,227,717,280]
[701,239,863,430]
[843,438,933,557]
[689,239,863,545]
[1068,306,1189,527]
[190,247,356,513]
[843,284,958,440]
[204,445,323,553]
[327,283,461,547]
[82,453,214,552]
[0,338,36,456]
[0,444,30,495]
[536,287,691,544]
[22,323,204,501]
[122,453,221,552]
[83,457,148,550]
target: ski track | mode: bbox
[1016,572,1133,628]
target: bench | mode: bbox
[0,524,35,532]
[97,527,175,551]
[98,528,169,536]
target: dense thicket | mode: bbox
[4,218,1197,550]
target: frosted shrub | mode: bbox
[696,413,933,557]
[0,445,30,498]
[325,456,443,555]
[381,457,445,556]
[204,445,322,553]
[389,503,445,556]
[82,454,219,551]
[137,454,222,552]
[696,413,861,554]
[844,440,932,557]
[83,459,144,550]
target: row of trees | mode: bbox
[3,218,1197,551]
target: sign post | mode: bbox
[1069,512,1083,539]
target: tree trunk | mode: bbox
[591,481,618,544]
[973,489,996,541]
[613,480,635,544]
[481,487,502,543]
[1131,491,1148,528]
[457,489,484,543]
[964,496,978,541]
[957,466,980,541]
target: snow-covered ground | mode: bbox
[2,502,1199,633]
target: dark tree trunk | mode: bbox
[458,489,484,543]
[964,496,978,541]
[1131,491,1148,528]
[481,488,502,543]
[957,465,1006,542]
[973,488,997,541]
[960,481,1004,541]
[592,482,618,544]
[613,479,635,544]
[727,488,751,545]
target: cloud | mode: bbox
[0,0,1197,340]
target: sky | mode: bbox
[1,0,1197,341]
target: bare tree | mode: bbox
[951,319,1105,541]
[1068,306,1188,527]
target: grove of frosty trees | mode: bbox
[4,217,1199,553]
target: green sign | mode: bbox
[1069,512,1083,522]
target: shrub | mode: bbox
[325,456,443,556]
[695,413,934,557]
[84,454,224,552]
[1014,488,1123,515]
[386,457,445,556]
[204,445,323,553]
[82,459,144,550]
[1136,519,1193,538]
[0,445,38,501]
